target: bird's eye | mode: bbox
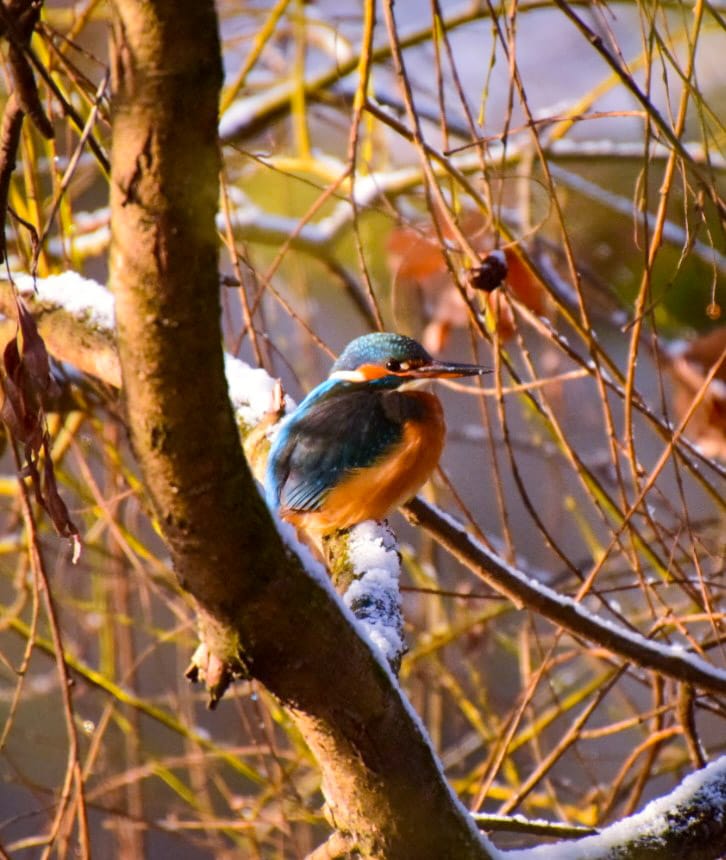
[386,359,401,372]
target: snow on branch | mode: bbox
[5,270,726,856]
[505,756,726,860]
[549,165,726,274]
[407,498,726,697]
[0,270,405,672]
[5,271,726,693]
[0,271,120,387]
[8,271,115,329]
[333,520,405,672]
[20,141,724,285]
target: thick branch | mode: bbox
[9,267,726,857]
[509,757,726,860]
[0,275,119,386]
[6,272,725,704]
[106,2,488,856]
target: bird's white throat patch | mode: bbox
[329,369,369,382]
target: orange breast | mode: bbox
[289,392,445,535]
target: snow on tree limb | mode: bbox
[506,756,726,860]
[0,270,405,670]
[3,269,725,695]
[4,269,726,855]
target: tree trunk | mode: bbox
[107,2,491,857]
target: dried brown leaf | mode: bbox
[42,432,80,540]
[3,334,21,379]
[16,296,51,393]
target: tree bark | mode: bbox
[107,2,489,857]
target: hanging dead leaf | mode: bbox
[0,296,82,557]
[1,360,42,449]
[503,247,546,317]
[1,303,45,448]
[3,333,21,379]
[42,433,81,540]
[16,295,51,394]
[387,226,449,282]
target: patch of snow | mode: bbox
[344,521,405,666]
[219,84,291,139]
[192,725,211,742]
[6,271,115,331]
[224,353,295,428]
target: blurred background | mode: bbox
[0,1,724,856]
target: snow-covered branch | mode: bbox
[0,270,405,671]
[4,269,725,856]
[3,270,725,695]
[506,756,726,860]
[407,497,726,697]
[22,139,725,282]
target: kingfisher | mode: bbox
[266,332,488,536]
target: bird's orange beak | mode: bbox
[407,359,490,379]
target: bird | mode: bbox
[266,332,489,536]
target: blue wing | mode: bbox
[266,382,404,515]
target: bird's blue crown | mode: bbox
[331,332,433,373]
